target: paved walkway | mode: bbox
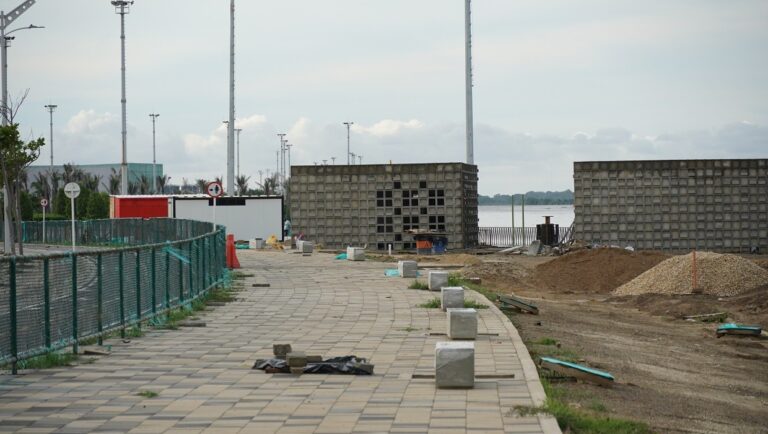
[0,251,559,434]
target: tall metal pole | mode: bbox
[464,0,475,165]
[226,0,236,196]
[343,122,353,165]
[149,113,159,193]
[44,104,56,173]
[235,128,242,179]
[112,1,132,195]
[358,155,362,165]
[277,133,285,191]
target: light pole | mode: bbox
[358,155,362,165]
[343,122,353,165]
[331,157,336,165]
[235,128,242,179]
[226,0,236,196]
[111,1,133,195]
[44,104,56,174]
[464,0,475,165]
[149,113,159,193]
[1,0,42,256]
[350,152,356,165]
[277,133,286,191]
[285,143,292,178]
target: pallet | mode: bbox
[539,357,614,387]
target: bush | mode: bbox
[86,192,110,219]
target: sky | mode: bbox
[5,0,768,195]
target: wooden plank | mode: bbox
[498,294,539,315]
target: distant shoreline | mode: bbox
[478,190,573,206]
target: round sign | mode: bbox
[40,198,49,207]
[64,182,81,199]
[206,181,223,198]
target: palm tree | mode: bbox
[235,175,250,196]
[157,174,170,194]
[128,181,139,195]
[103,168,121,195]
[257,174,279,196]
[62,163,84,183]
[48,170,61,196]
[195,179,208,194]
[31,172,50,200]
[82,173,101,191]
[137,175,151,194]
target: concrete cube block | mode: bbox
[287,351,307,367]
[347,247,365,261]
[301,241,314,253]
[398,260,418,278]
[435,341,475,388]
[429,271,449,291]
[273,343,292,359]
[441,286,464,311]
[447,308,477,340]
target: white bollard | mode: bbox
[397,260,418,278]
[435,341,475,388]
[429,271,449,291]
[447,308,477,340]
[441,286,464,311]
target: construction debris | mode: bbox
[716,323,763,338]
[253,356,374,375]
[539,357,614,387]
[498,294,539,315]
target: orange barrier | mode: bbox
[226,234,241,269]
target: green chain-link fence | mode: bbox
[0,218,227,373]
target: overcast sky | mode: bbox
[6,0,768,195]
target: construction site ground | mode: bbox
[385,249,768,434]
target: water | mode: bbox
[478,204,574,228]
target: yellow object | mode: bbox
[266,234,283,250]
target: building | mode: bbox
[26,163,164,193]
[290,163,479,251]
[573,159,768,252]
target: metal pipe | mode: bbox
[227,0,235,196]
[464,0,474,165]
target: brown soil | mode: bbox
[533,248,669,293]
[462,251,768,434]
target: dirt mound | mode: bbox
[614,252,768,296]
[533,248,669,293]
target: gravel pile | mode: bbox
[614,252,768,296]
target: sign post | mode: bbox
[205,181,223,233]
[40,198,49,244]
[64,183,81,252]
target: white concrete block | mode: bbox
[447,308,477,340]
[347,247,365,261]
[398,260,418,278]
[249,239,264,249]
[435,341,475,388]
[301,241,314,253]
[429,271,449,291]
[441,286,464,311]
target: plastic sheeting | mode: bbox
[253,356,373,375]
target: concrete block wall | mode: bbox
[289,163,479,250]
[573,159,768,252]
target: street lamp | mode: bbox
[350,152,356,165]
[226,0,236,196]
[331,157,336,165]
[44,104,57,174]
[358,155,362,165]
[343,121,353,165]
[277,133,286,191]
[235,128,242,179]
[149,113,159,193]
[1,0,43,257]
[111,0,134,195]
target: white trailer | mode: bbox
[168,195,284,241]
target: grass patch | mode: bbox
[409,280,429,290]
[1,352,79,371]
[124,326,144,338]
[463,300,489,309]
[137,390,159,398]
[400,326,418,332]
[534,337,559,346]
[418,297,441,309]
[230,271,255,279]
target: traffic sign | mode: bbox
[64,182,81,199]
[40,198,48,207]
[206,181,223,198]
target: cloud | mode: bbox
[65,110,118,135]
[354,119,425,137]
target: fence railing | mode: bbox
[478,226,574,247]
[0,218,227,372]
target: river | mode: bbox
[478,204,574,228]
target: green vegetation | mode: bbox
[1,351,78,371]
[137,390,159,398]
[534,337,559,346]
[463,300,489,309]
[418,297,441,309]
[409,280,429,290]
[478,190,574,206]
[400,326,418,332]
[125,326,144,338]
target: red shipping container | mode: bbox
[111,195,169,219]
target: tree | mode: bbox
[86,192,110,219]
[195,179,208,194]
[0,123,45,255]
[54,188,68,216]
[235,175,250,196]
[19,191,34,220]
[137,175,151,194]
[75,188,91,220]
[256,174,279,196]
[103,168,120,195]
[156,174,170,194]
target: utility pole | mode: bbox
[464,0,475,165]
[44,104,56,174]
[1,0,42,256]
[343,122,353,165]
[286,143,292,178]
[227,0,236,195]
[331,157,336,165]
[235,128,242,179]
[149,113,159,193]
[277,133,286,191]
[358,155,362,165]
[350,152,356,165]
[111,1,133,195]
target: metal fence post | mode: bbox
[165,244,171,313]
[9,257,18,375]
[119,251,125,338]
[72,254,79,355]
[97,253,103,346]
[178,244,185,304]
[135,250,141,328]
[188,240,195,297]
[151,248,157,315]
[43,258,51,349]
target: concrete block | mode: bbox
[435,341,474,388]
[249,238,265,249]
[398,260,418,278]
[300,241,314,253]
[273,344,292,359]
[441,287,464,311]
[287,351,307,367]
[347,247,365,261]
[429,271,449,291]
[447,308,477,340]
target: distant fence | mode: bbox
[0,218,227,372]
[478,226,574,247]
